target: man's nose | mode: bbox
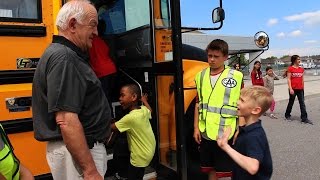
[93,27,98,36]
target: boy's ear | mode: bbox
[251,106,262,115]
[131,93,138,101]
[223,55,228,61]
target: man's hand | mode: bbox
[217,126,232,151]
[193,127,201,144]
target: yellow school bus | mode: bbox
[0,0,268,179]
[0,0,63,178]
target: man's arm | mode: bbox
[217,127,259,175]
[56,111,102,180]
[193,101,201,144]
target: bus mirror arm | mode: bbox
[181,5,224,33]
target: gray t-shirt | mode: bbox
[263,75,274,94]
[32,35,112,142]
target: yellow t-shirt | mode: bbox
[115,106,156,167]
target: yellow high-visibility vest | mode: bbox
[195,67,243,140]
[0,125,20,180]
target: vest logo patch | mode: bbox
[222,78,237,88]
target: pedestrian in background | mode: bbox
[251,61,264,86]
[263,66,277,119]
[89,19,117,110]
[32,1,112,179]
[284,55,313,124]
[233,63,240,71]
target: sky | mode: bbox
[180,0,320,58]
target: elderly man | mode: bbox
[32,0,112,179]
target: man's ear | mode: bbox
[251,106,262,115]
[69,18,77,32]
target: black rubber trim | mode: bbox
[35,173,53,180]
[0,70,35,84]
[1,119,33,134]
[0,25,46,37]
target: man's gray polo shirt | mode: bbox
[32,35,112,143]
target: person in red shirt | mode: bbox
[251,61,264,86]
[89,20,117,107]
[284,55,313,124]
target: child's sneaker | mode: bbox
[270,114,278,119]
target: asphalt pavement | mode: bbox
[244,71,320,180]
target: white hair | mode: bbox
[55,0,92,31]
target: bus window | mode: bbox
[98,0,149,35]
[0,0,41,22]
[160,0,170,27]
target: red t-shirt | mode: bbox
[251,70,264,86]
[288,66,304,89]
[89,36,117,78]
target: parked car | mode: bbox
[299,62,311,69]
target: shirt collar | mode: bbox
[52,35,89,62]
[240,120,262,133]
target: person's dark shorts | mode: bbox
[199,137,233,173]
[128,163,145,180]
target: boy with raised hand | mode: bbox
[111,84,155,180]
[217,86,273,180]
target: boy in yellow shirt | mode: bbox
[111,84,156,180]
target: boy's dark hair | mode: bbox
[266,66,273,72]
[124,84,141,100]
[206,39,229,56]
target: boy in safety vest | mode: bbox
[193,39,244,180]
[0,124,34,180]
[217,86,273,179]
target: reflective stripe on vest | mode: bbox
[195,67,243,140]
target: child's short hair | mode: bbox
[206,39,229,56]
[240,86,273,115]
[266,66,273,72]
[123,84,142,100]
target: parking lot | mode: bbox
[245,73,320,180]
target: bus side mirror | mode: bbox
[254,31,269,48]
[212,7,225,23]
